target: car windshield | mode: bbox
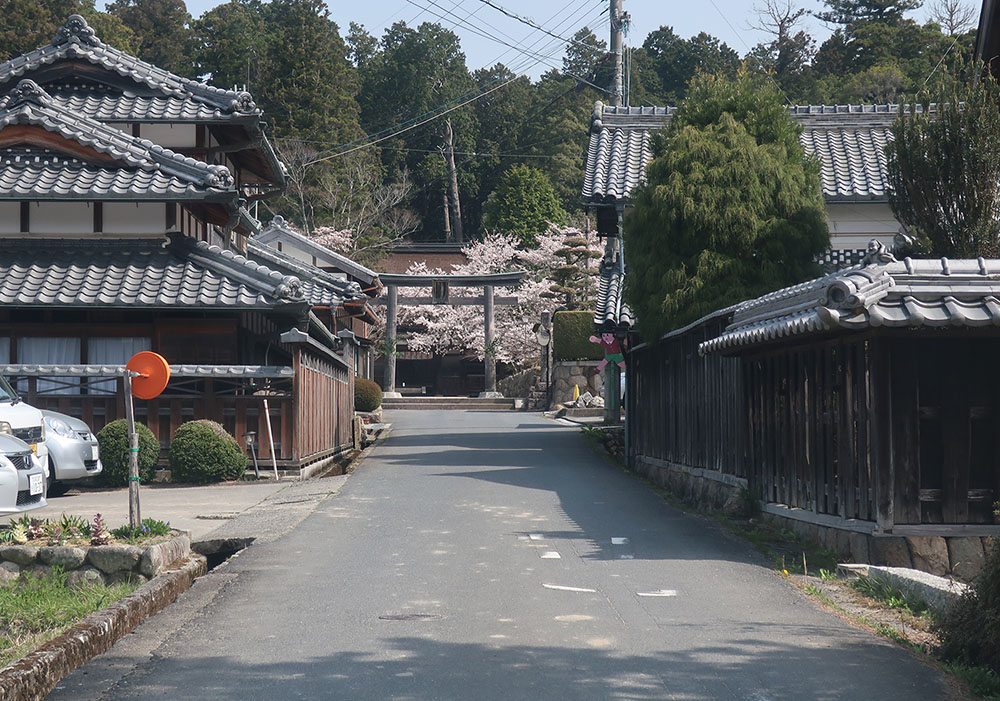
[0,375,17,403]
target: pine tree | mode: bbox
[623,71,829,339]
[543,231,602,310]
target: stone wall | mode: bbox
[631,453,996,581]
[0,533,190,587]
[551,360,603,405]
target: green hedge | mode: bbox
[96,420,159,487]
[168,420,247,483]
[553,310,603,361]
[355,377,383,412]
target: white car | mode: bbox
[0,433,48,513]
[0,374,48,473]
[42,410,102,495]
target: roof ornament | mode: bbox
[204,165,235,189]
[231,91,257,113]
[861,239,897,266]
[274,277,303,301]
[0,79,49,109]
[51,15,100,48]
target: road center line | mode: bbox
[543,584,596,593]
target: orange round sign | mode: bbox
[126,352,171,400]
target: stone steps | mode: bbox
[382,396,519,411]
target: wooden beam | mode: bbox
[370,296,518,306]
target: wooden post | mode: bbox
[604,363,620,424]
[123,373,140,528]
[483,284,496,394]
[383,285,398,395]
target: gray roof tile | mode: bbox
[48,88,231,122]
[699,242,1000,354]
[594,257,632,331]
[0,234,306,310]
[582,101,935,205]
[247,238,366,307]
[0,80,236,199]
[0,15,258,116]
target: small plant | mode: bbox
[945,663,1000,699]
[169,420,247,483]
[935,541,1000,677]
[10,522,27,545]
[57,514,90,540]
[90,513,111,546]
[26,519,43,540]
[43,523,64,546]
[354,377,383,412]
[851,576,930,617]
[111,518,171,543]
[993,500,999,523]
[819,568,838,582]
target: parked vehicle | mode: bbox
[0,433,48,513]
[0,374,48,475]
[42,411,102,495]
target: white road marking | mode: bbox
[528,533,544,540]
[619,554,634,559]
[543,584,596,593]
[611,537,629,545]
[637,589,678,597]
[541,551,561,559]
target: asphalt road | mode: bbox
[52,410,949,700]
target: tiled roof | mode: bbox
[0,80,236,199]
[0,15,258,116]
[0,234,307,310]
[699,242,1000,354]
[594,255,632,331]
[582,101,934,205]
[247,238,366,307]
[253,217,381,290]
[47,86,234,122]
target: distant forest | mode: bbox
[0,0,980,245]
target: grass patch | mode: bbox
[945,663,1000,700]
[0,567,139,668]
[850,576,932,619]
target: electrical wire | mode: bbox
[474,0,604,51]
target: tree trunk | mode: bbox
[444,118,463,242]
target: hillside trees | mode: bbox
[107,0,197,76]
[623,71,829,339]
[482,164,566,246]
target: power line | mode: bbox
[475,0,604,52]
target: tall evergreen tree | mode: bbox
[0,0,137,59]
[483,164,566,247]
[624,71,829,339]
[107,0,196,76]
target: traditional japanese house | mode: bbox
[252,216,381,379]
[0,17,366,475]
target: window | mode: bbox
[17,337,81,394]
[88,337,152,394]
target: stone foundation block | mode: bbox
[905,536,950,576]
[88,545,143,574]
[849,532,869,563]
[39,546,87,570]
[0,545,37,566]
[0,561,20,586]
[140,535,190,578]
[67,566,105,588]
[947,537,986,581]
[869,536,912,568]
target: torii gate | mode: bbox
[377,272,526,397]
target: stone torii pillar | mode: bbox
[375,272,526,398]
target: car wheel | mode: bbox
[46,478,69,497]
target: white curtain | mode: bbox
[88,337,152,394]
[17,337,82,394]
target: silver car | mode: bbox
[0,433,48,513]
[42,410,102,494]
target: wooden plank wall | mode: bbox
[746,339,873,520]
[629,315,747,478]
[294,348,353,463]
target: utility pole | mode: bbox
[443,117,464,243]
[610,0,625,107]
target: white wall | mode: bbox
[31,202,93,234]
[103,203,165,234]
[826,202,899,250]
[0,202,18,234]
[139,124,197,149]
[275,241,316,265]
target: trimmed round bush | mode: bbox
[355,377,383,412]
[553,310,604,361]
[96,419,159,487]
[169,420,247,484]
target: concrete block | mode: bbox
[88,545,144,574]
[869,536,912,568]
[849,532,870,563]
[947,537,986,581]
[139,535,190,578]
[905,536,950,576]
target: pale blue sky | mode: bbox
[115,0,953,80]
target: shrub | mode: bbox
[168,420,246,483]
[355,377,382,412]
[96,420,159,487]
[552,310,603,361]
[934,541,1000,676]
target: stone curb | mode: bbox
[0,554,207,701]
[838,563,970,615]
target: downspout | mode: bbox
[617,204,631,469]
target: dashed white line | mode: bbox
[541,551,561,559]
[611,537,629,545]
[637,589,678,597]
[528,534,544,541]
[543,584,596,593]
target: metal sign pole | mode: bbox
[262,397,279,481]
[123,372,141,528]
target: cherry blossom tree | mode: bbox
[396,226,602,367]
